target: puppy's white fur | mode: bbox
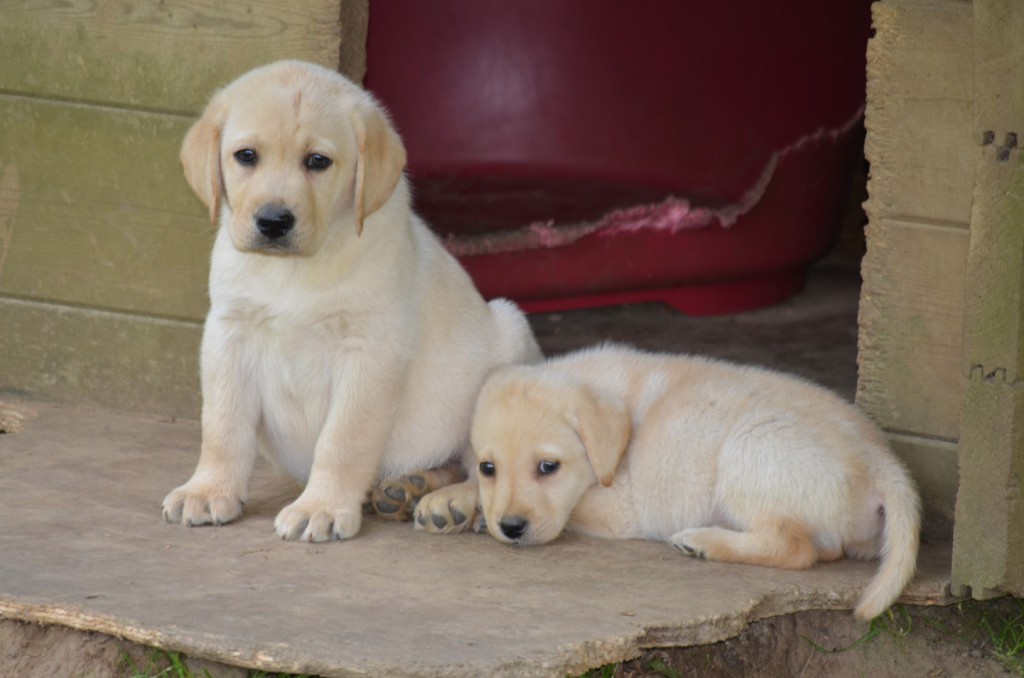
[470,344,920,622]
[163,61,541,541]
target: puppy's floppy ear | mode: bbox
[350,103,407,235]
[180,94,226,225]
[567,385,631,487]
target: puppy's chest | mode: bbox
[229,301,362,351]
[234,312,360,476]
[229,307,364,401]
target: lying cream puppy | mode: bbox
[466,344,920,622]
[162,61,540,541]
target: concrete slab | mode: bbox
[0,399,953,677]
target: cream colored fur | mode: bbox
[162,61,541,541]
[468,344,920,622]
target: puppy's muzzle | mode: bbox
[255,204,295,240]
[498,516,528,541]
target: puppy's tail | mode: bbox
[854,454,921,622]
[488,298,543,364]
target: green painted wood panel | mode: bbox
[0,0,368,415]
[857,219,969,440]
[0,95,212,321]
[0,0,349,115]
[0,298,202,420]
[860,0,975,447]
[866,0,976,227]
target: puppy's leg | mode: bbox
[413,478,481,534]
[163,324,259,526]
[371,461,467,521]
[274,356,401,542]
[671,519,819,570]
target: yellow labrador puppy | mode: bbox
[465,344,920,622]
[162,61,541,541]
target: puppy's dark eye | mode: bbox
[538,460,560,476]
[304,153,333,171]
[234,149,257,166]
[479,461,495,477]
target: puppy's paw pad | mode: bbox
[412,504,464,533]
[162,485,243,527]
[414,487,476,535]
[370,475,428,521]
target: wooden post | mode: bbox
[950,0,1024,599]
[858,0,974,541]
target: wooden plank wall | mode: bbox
[0,1,367,419]
[951,0,1024,599]
[859,0,976,540]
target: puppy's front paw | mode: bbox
[413,484,478,535]
[274,500,362,542]
[670,529,708,559]
[163,483,243,527]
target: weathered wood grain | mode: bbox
[857,219,968,440]
[0,1,370,414]
[951,0,1024,599]
[889,435,958,543]
[952,376,1024,598]
[339,0,370,83]
[961,0,1024,383]
[0,298,202,420]
[865,0,975,227]
[0,95,212,321]
[0,0,350,115]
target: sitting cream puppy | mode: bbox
[162,61,540,541]
[466,344,920,622]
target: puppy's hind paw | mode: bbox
[670,530,707,559]
[371,474,427,521]
[371,463,467,522]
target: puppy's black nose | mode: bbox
[499,516,528,541]
[255,205,295,240]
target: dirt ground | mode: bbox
[620,598,1023,678]
[2,598,1021,677]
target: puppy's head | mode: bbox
[180,60,406,255]
[470,366,631,545]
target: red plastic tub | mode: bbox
[365,2,871,314]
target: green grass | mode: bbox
[979,597,1024,675]
[802,603,913,655]
[119,648,206,678]
[118,648,313,678]
[812,598,1024,674]
[645,658,683,678]
[575,664,618,678]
